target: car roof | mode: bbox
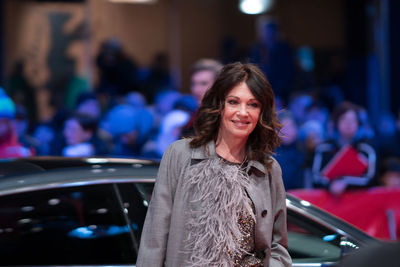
[0,156,159,174]
[0,156,159,196]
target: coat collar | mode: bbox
[191,140,267,175]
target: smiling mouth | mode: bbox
[232,120,250,125]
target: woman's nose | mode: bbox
[237,104,248,116]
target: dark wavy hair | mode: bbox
[190,62,281,168]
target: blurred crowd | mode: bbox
[1,17,400,194]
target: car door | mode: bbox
[0,182,146,266]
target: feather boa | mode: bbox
[183,158,255,266]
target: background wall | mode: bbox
[4,0,346,85]
[2,0,349,120]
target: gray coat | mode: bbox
[136,139,292,267]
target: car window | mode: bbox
[0,183,145,265]
[117,182,153,245]
[134,181,155,202]
[287,209,342,264]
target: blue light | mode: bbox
[68,224,138,239]
[323,234,337,242]
[69,227,94,238]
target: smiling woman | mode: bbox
[191,62,281,167]
[136,62,291,267]
[218,82,261,157]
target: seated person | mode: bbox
[311,101,376,195]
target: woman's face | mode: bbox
[337,110,359,140]
[190,70,215,104]
[219,82,261,142]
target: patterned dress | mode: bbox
[220,158,263,267]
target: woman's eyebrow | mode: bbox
[226,95,259,101]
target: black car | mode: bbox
[0,157,380,267]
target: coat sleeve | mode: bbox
[136,142,181,266]
[268,159,292,267]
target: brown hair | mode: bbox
[190,62,281,168]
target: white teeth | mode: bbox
[233,121,249,124]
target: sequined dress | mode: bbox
[220,157,263,267]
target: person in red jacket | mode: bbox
[0,88,32,159]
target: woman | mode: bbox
[312,101,376,195]
[136,62,291,266]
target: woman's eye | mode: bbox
[227,100,238,105]
[249,102,259,108]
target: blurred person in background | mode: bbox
[75,92,102,120]
[304,101,330,129]
[288,92,313,125]
[311,101,376,195]
[125,91,155,144]
[0,88,32,158]
[142,93,196,158]
[138,52,174,104]
[95,37,139,108]
[14,105,39,155]
[64,73,89,111]
[100,93,154,157]
[141,109,190,159]
[275,111,306,190]
[75,91,113,155]
[48,109,73,155]
[377,157,400,188]
[247,16,296,104]
[302,99,332,144]
[298,120,327,188]
[62,112,103,157]
[181,58,223,137]
[6,59,38,129]
[147,89,181,134]
[173,94,198,115]
[32,122,55,156]
[29,92,102,157]
[189,58,223,105]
